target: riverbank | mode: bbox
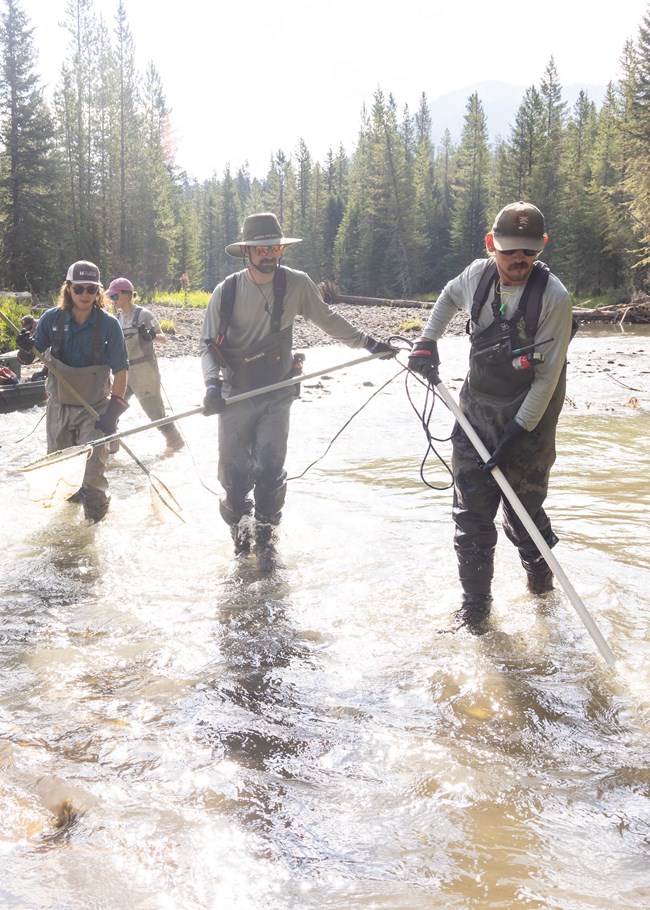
[151,303,463,359]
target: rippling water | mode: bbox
[1,328,648,909]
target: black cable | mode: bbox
[286,363,406,482]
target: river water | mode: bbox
[1,327,648,909]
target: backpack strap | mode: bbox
[270,266,286,333]
[216,274,238,345]
[91,305,104,365]
[51,308,67,359]
[216,266,287,343]
[50,305,105,364]
[516,261,550,337]
[471,259,550,337]
[131,305,143,328]
[471,260,498,324]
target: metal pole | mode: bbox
[434,378,616,667]
[73,352,384,447]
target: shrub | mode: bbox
[160,318,176,334]
[150,290,210,308]
[0,296,35,354]
[398,318,423,334]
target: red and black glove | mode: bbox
[408,338,440,384]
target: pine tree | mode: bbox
[0,0,61,293]
[449,92,491,272]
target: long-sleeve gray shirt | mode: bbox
[422,257,573,431]
[201,267,370,386]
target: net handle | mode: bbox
[85,351,384,447]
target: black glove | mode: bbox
[16,328,36,365]
[95,395,129,436]
[365,337,397,359]
[138,324,157,341]
[203,382,226,415]
[408,338,440,384]
[16,328,34,352]
[481,418,526,472]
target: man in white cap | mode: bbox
[201,211,396,564]
[16,260,129,522]
[408,201,575,632]
[107,276,184,453]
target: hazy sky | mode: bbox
[18,0,650,180]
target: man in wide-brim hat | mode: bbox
[201,211,396,567]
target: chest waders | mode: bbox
[44,306,113,521]
[119,306,182,449]
[450,261,568,631]
[45,307,111,407]
[208,267,298,551]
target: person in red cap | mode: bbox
[107,277,184,454]
[408,202,575,632]
[16,260,129,522]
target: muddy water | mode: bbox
[0,327,648,909]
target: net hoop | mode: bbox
[19,444,93,474]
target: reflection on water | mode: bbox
[0,332,649,908]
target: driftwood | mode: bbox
[571,295,650,325]
[319,281,650,324]
[319,281,433,309]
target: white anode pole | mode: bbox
[434,379,616,667]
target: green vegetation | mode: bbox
[397,318,423,334]
[0,296,32,353]
[1,0,650,306]
[159,318,176,334]
[148,290,210,309]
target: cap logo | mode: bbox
[514,215,529,232]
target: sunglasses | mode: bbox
[71,284,99,295]
[499,248,539,257]
[252,244,284,256]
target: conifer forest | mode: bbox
[2,0,650,303]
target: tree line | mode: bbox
[1,0,650,303]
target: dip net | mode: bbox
[19,445,92,504]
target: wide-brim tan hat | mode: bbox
[225,212,302,258]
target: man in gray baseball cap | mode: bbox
[408,200,575,632]
[201,211,396,567]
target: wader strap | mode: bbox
[131,305,143,328]
[471,259,550,337]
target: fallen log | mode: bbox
[319,280,650,324]
[337,294,434,309]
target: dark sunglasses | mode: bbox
[499,248,539,257]
[71,284,99,295]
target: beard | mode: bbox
[253,259,277,274]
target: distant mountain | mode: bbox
[429,80,608,145]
